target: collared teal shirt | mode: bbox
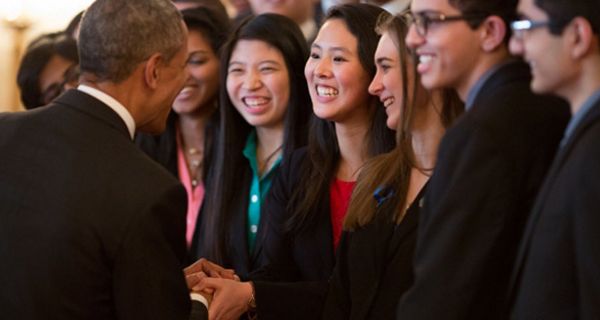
[242,130,282,253]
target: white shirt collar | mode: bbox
[77,84,136,139]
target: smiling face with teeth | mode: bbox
[405,0,485,98]
[305,18,373,123]
[226,39,290,130]
[172,29,220,117]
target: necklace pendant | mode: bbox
[191,179,198,187]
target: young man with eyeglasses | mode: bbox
[395,0,569,319]
[507,0,600,318]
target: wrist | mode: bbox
[245,281,257,320]
[246,281,256,312]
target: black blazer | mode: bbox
[509,99,600,320]
[135,112,179,177]
[192,148,278,280]
[250,147,336,320]
[322,185,425,320]
[136,111,217,263]
[397,61,570,320]
[0,90,191,320]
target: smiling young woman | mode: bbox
[187,5,396,320]
[195,13,311,280]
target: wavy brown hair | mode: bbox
[344,14,463,230]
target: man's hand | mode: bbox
[184,258,239,287]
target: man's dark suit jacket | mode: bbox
[249,147,336,320]
[0,90,192,319]
[396,61,570,320]
[510,98,600,319]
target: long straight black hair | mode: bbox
[200,13,311,265]
[285,4,396,234]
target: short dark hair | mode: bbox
[449,0,518,43]
[78,0,185,83]
[16,32,78,109]
[534,0,600,35]
[181,6,231,54]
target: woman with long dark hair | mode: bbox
[322,14,463,319]
[135,6,230,250]
[196,13,311,279]
[189,4,395,320]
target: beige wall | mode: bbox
[0,1,93,113]
[0,1,237,114]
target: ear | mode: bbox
[569,17,596,60]
[143,53,164,90]
[479,15,507,52]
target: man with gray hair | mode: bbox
[0,0,205,319]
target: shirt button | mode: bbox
[251,195,258,203]
[250,225,258,233]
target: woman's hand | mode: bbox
[184,258,239,291]
[193,278,253,320]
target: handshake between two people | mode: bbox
[184,258,255,320]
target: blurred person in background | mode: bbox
[16,32,79,110]
[172,0,230,24]
[248,0,321,42]
[136,6,231,252]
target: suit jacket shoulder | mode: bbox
[397,61,569,320]
[0,90,191,319]
[511,99,600,320]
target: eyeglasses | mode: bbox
[403,11,487,37]
[510,19,552,39]
[41,64,80,105]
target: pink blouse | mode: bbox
[176,129,205,248]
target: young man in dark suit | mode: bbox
[0,0,208,319]
[508,0,600,318]
[396,0,570,319]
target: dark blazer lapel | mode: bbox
[509,101,600,296]
[54,89,132,139]
[251,206,267,265]
[230,175,252,277]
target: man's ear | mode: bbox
[479,15,507,52]
[144,53,164,90]
[569,17,597,60]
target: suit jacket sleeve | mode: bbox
[189,300,208,320]
[398,128,516,319]
[112,184,191,320]
[575,149,600,318]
